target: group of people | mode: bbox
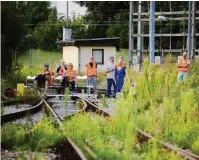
[85,55,127,98]
[34,60,77,96]
[105,56,126,98]
[33,51,190,97]
[33,55,127,97]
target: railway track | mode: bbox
[2,91,199,160]
[43,94,199,160]
[1,96,89,160]
[1,99,44,124]
[43,96,98,160]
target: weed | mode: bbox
[1,117,64,152]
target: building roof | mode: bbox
[56,37,120,48]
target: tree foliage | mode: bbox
[15,1,52,30]
[33,9,62,50]
[1,1,26,75]
[1,1,55,75]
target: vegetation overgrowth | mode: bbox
[1,51,199,159]
[61,60,199,159]
[123,60,199,154]
[62,113,183,159]
[1,117,64,152]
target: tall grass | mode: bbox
[1,117,64,152]
[2,49,198,158]
[61,60,199,158]
[124,60,199,153]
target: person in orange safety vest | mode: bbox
[66,63,76,91]
[86,56,97,95]
[177,52,190,82]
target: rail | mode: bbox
[1,99,44,124]
[44,94,199,160]
[43,98,88,160]
[2,92,198,159]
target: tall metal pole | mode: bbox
[160,21,162,55]
[159,1,162,56]
[149,1,155,63]
[65,1,69,28]
[137,1,143,71]
[188,1,192,60]
[129,1,134,65]
[66,1,69,19]
[169,1,172,53]
[192,1,196,60]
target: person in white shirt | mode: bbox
[106,56,116,98]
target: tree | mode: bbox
[1,1,26,75]
[76,1,130,47]
[33,9,63,50]
[106,12,129,48]
[15,1,52,30]
[1,1,53,74]
[69,13,89,39]
[13,1,53,49]
[33,10,89,51]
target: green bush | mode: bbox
[1,118,64,152]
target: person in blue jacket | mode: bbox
[115,58,126,93]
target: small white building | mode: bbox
[56,37,120,73]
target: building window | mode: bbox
[92,49,104,64]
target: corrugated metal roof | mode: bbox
[56,37,120,44]
[75,37,120,41]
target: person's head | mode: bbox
[119,55,124,61]
[44,63,49,70]
[60,59,65,66]
[183,52,188,59]
[68,63,73,69]
[89,56,95,63]
[118,58,123,65]
[109,56,114,63]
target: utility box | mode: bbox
[17,83,25,96]
[63,27,72,40]
[155,56,162,64]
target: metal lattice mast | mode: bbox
[188,1,192,60]
[170,1,172,53]
[149,1,155,63]
[192,1,196,60]
[129,1,134,65]
[137,1,143,70]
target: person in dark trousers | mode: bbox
[34,63,53,96]
[115,59,126,93]
[66,63,77,92]
[106,56,116,98]
[56,59,68,87]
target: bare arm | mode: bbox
[177,59,190,68]
[106,69,114,73]
[43,70,50,75]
